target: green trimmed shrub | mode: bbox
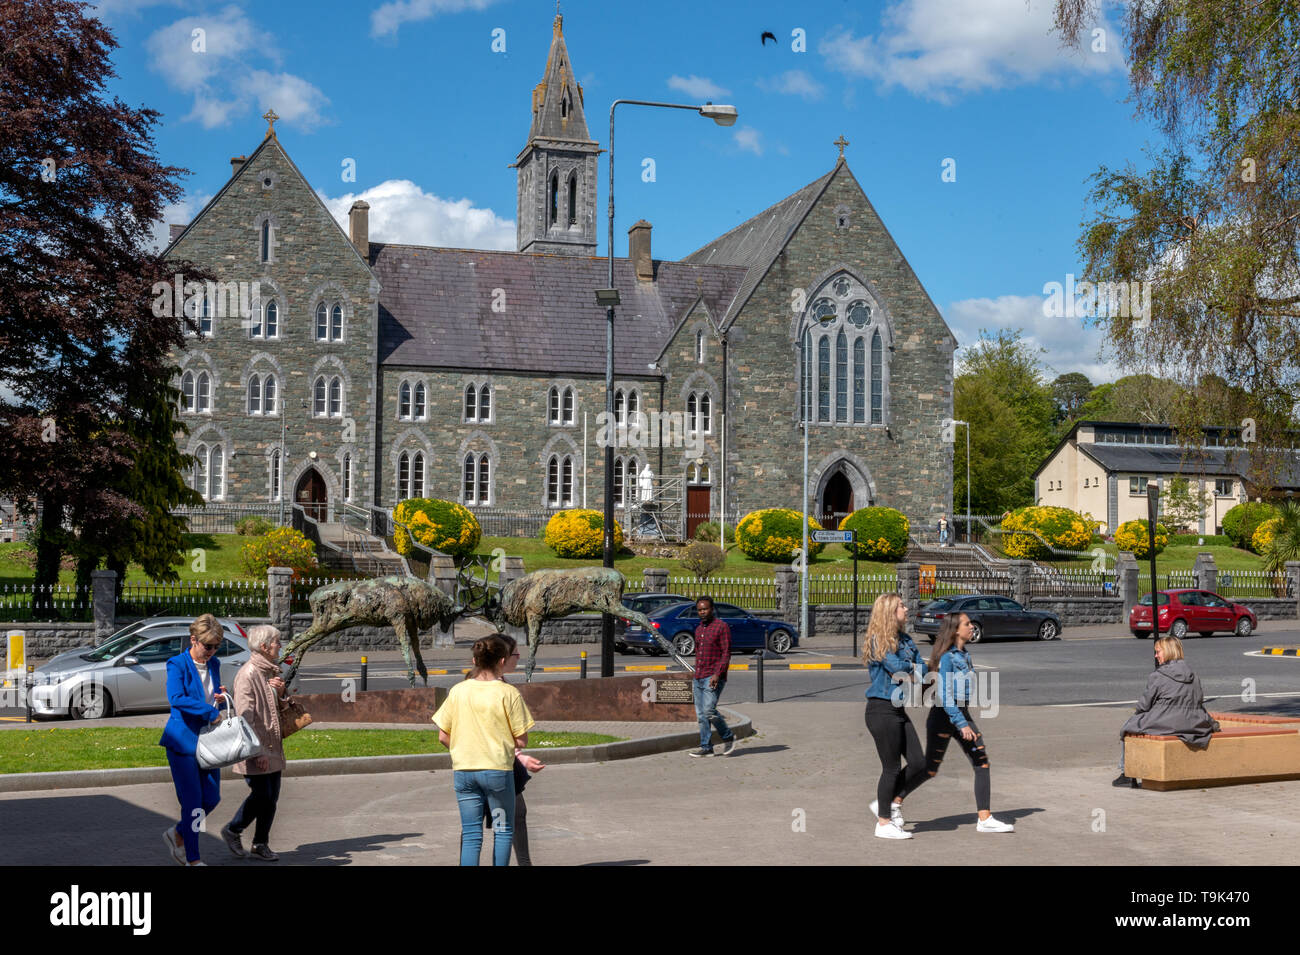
[240,527,318,577]
[235,516,274,536]
[735,508,824,563]
[544,509,624,559]
[392,498,482,559]
[682,542,726,580]
[839,507,910,562]
[1169,534,1231,547]
[693,521,720,543]
[1221,501,1276,551]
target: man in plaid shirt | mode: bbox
[689,596,736,757]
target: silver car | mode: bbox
[29,617,250,720]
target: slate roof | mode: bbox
[682,167,837,328]
[373,245,747,375]
[1079,443,1300,488]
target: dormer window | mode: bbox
[560,87,570,118]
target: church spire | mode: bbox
[527,14,592,143]
[514,14,599,256]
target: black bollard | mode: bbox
[580,650,587,680]
[360,656,368,692]
[25,665,33,723]
[755,650,765,703]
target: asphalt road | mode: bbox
[6,626,1298,722]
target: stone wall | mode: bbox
[1027,597,1125,626]
[6,623,97,660]
[1234,599,1294,621]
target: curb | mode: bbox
[326,663,863,675]
[0,708,754,793]
[1261,647,1300,656]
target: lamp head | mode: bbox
[700,103,738,126]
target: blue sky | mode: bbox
[95,0,1160,384]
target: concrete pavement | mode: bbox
[2,701,1297,865]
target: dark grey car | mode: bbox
[914,594,1062,643]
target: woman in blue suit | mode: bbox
[159,614,228,865]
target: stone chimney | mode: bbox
[230,155,247,175]
[349,200,370,258]
[628,219,653,281]
[168,224,187,242]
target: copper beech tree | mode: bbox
[0,0,202,608]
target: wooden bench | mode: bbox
[1123,713,1300,790]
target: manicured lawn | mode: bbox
[0,534,261,587]
[1046,542,1266,573]
[0,727,623,774]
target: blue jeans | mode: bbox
[453,770,515,866]
[166,749,220,863]
[692,676,733,752]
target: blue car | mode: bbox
[623,601,799,656]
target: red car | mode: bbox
[1129,589,1257,639]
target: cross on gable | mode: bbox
[263,108,280,137]
[834,135,849,160]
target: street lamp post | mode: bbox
[952,419,970,543]
[597,98,737,678]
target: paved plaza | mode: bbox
[2,701,1297,866]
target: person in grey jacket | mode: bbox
[1114,635,1218,787]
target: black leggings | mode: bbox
[864,698,929,814]
[229,771,282,846]
[925,707,991,812]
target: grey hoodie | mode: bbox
[1121,659,1218,747]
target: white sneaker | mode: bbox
[976,815,1014,833]
[164,827,186,865]
[869,799,906,827]
[874,821,913,840]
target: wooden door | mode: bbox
[686,485,711,539]
[295,468,328,522]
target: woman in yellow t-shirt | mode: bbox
[433,635,535,866]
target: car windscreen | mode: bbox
[81,622,156,662]
[1137,594,1170,606]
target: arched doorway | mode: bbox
[820,470,854,528]
[295,468,328,521]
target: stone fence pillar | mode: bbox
[1192,552,1218,594]
[430,553,457,598]
[500,556,525,590]
[268,566,293,637]
[643,567,668,593]
[774,565,797,624]
[1116,551,1139,617]
[1285,562,1300,615]
[1009,560,1033,607]
[92,569,116,644]
[896,562,920,619]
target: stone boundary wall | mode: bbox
[1026,597,1125,627]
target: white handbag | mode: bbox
[196,695,265,770]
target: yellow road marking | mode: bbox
[790,663,832,670]
[624,665,670,671]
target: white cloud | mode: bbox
[756,70,825,101]
[944,293,1119,383]
[146,6,330,130]
[370,0,502,39]
[732,126,763,156]
[819,0,1125,102]
[148,191,215,254]
[667,74,731,100]
[318,180,515,251]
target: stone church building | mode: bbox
[165,15,955,539]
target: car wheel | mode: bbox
[1235,617,1253,637]
[70,684,113,720]
[767,629,794,653]
[1169,618,1188,639]
[1037,620,1059,641]
[967,621,983,644]
[672,633,696,657]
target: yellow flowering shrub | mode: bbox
[1252,517,1282,556]
[1001,506,1093,560]
[544,509,623,558]
[240,526,319,578]
[735,508,824,562]
[1114,519,1170,559]
[392,498,482,558]
[840,507,909,561]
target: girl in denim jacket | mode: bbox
[862,593,928,840]
[925,612,1014,833]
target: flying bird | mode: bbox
[761,31,776,45]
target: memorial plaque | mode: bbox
[654,679,694,704]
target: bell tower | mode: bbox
[514,14,599,256]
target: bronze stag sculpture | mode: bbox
[481,566,694,681]
[281,576,460,686]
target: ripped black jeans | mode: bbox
[925,706,991,812]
